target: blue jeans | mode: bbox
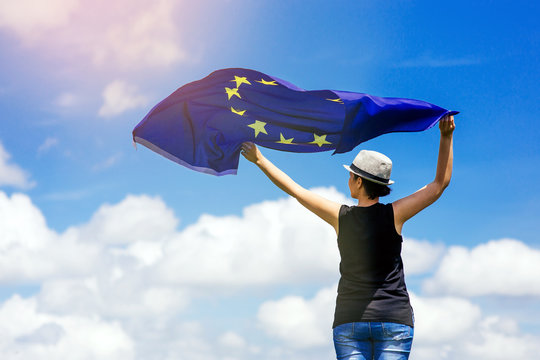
[333,322,413,360]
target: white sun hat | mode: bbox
[343,150,395,185]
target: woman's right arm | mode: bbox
[392,115,455,234]
[241,142,341,234]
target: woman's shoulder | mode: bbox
[339,204,352,217]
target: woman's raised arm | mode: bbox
[241,142,341,234]
[392,115,455,234]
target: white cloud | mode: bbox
[0,0,186,70]
[37,137,59,155]
[3,189,540,359]
[410,293,482,345]
[0,141,35,189]
[2,187,343,288]
[402,238,445,275]
[423,239,540,296]
[92,153,123,171]
[460,318,540,360]
[37,277,190,319]
[0,191,178,281]
[0,192,100,283]
[410,293,540,360]
[0,0,79,40]
[218,331,247,349]
[0,189,344,357]
[90,0,185,69]
[98,80,148,117]
[73,194,178,246]
[55,92,79,108]
[10,186,538,298]
[155,187,347,287]
[256,288,540,360]
[0,191,189,322]
[257,286,336,348]
[0,295,134,360]
[0,192,56,252]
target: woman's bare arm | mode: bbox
[392,115,455,234]
[241,142,341,234]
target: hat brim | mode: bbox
[343,164,395,185]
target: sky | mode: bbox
[1,0,539,359]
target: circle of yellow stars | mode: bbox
[224,75,341,147]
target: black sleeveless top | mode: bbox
[333,203,414,328]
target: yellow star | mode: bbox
[247,120,268,138]
[326,97,343,104]
[309,133,332,147]
[255,79,278,86]
[225,87,241,100]
[230,107,246,116]
[276,133,294,144]
[230,76,251,88]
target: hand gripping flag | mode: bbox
[133,68,457,175]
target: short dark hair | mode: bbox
[353,173,392,200]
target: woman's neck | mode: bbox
[356,196,379,207]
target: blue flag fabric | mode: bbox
[133,68,457,175]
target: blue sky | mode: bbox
[1,1,539,359]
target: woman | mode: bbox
[241,115,455,359]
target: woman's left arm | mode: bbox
[241,142,341,234]
[393,115,455,234]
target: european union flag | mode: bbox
[133,68,457,175]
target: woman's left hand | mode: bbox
[241,142,263,164]
[439,114,455,137]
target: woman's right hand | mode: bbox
[241,142,263,164]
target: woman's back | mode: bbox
[334,203,413,329]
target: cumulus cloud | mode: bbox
[37,277,190,319]
[0,192,100,282]
[423,239,540,296]
[218,331,247,349]
[410,293,540,360]
[2,187,343,288]
[0,141,35,189]
[98,80,148,118]
[155,187,348,287]
[3,188,540,359]
[217,330,260,358]
[0,192,177,284]
[257,285,336,348]
[0,188,344,358]
[256,288,540,360]
[0,295,134,360]
[460,318,540,360]
[0,0,186,70]
[410,293,482,345]
[0,191,194,358]
[72,194,178,246]
[402,238,445,275]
